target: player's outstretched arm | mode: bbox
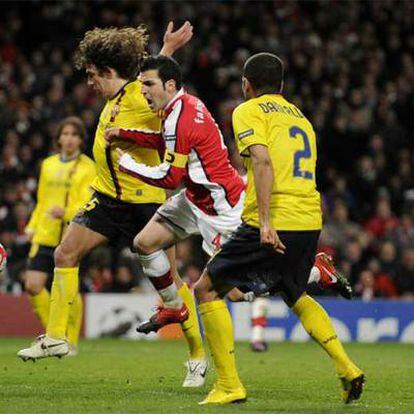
[160,21,193,57]
[249,144,286,254]
[105,127,164,152]
[116,148,186,190]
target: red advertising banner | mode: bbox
[0,294,84,337]
[0,294,43,336]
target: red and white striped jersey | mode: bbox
[118,89,245,216]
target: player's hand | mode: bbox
[105,128,120,146]
[160,21,193,56]
[260,224,286,254]
[227,288,270,302]
[49,206,65,219]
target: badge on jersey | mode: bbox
[238,129,254,140]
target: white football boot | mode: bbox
[17,335,69,361]
[67,344,78,357]
[182,359,208,387]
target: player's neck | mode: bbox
[107,78,130,100]
[164,88,184,111]
[60,150,80,162]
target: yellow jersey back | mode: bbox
[92,80,166,204]
[232,94,322,231]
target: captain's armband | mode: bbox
[163,150,188,168]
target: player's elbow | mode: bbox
[161,179,180,190]
[158,169,185,189]
[252,155,273,170]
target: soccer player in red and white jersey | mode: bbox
[106,55,246,334]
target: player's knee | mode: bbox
[54,243,80,268]
[194,275,218,304]
[25,277,44,296]
[134,234,156,255]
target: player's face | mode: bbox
[140,70,171,111]
[59,124,82,156]
[86,64,113,98]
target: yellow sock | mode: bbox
[28,288,50,328]
[66,293,83,347]
[47,267,79,340]
[178,284,205,360]
[199,300,243,390]
[292,295,362,379]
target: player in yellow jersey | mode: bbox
[194,53,364,405]
[18,23,208,388]
[24,116,95,354]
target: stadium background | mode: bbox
[0,0,413,341]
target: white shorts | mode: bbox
[157,189,244,256]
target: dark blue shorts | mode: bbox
[27,245,55,275]
[207,223,320,307]
[73,192,160,249]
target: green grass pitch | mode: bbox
[1,338,414,413]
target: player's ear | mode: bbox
[103,67,117,79]
[242,76,252,99]
[166,79,177,93]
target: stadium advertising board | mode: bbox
[85,293,183,340]
[2,294,414,342]
[230,299,414,343]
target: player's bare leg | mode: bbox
[18,223,107,361]
[194,271,246,404]
[53,222,107,268]
[134,214,189,333]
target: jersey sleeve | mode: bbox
[118,129,165,153]
[118,99,190,190]
[118,151,188,190]
[232,103,268,156]
[26,161,46,234]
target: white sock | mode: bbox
[251,297,269,342]
[139,250,183,309]
[252,325,265,342]
[158,284,182,309]
[308,266,321,284]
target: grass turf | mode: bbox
[1,338,413,413]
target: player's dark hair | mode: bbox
[74,26,148,80]
[56,116,87,150]
[243,52,284,94]
[140,55,182,90]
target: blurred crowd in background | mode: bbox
[0,1,413,299]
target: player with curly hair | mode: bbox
[18,22,208,388]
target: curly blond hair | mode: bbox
[74,26,149,80]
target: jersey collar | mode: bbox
[164,88,185,114]
[60,152,81,163]
[109,80,133,101]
